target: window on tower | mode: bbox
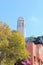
[22,22,24,27]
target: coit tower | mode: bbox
[17,17,25,37]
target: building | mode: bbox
[17,17,25,36]
[26,42,43,65]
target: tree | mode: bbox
[0,21,12,65]
[6,31,30,65]
[0,21,30,65]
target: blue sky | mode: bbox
[0,0,43,37]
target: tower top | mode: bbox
[18,17,25,22]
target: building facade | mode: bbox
[26,42,43,65]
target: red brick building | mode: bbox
[26,42,43,65]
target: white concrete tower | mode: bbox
[17,17,25,37]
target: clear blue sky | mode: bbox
[0,0,43,37]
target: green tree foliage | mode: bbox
[0,21,12,65]
[0,21,30,65]
[6,31,30,61]
[10,31,30,59]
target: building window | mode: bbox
[38,60,40,65]
[34,56,36,62]
[22,22,24,27]
[39,49,41,55]
[36,48,41,55]
[36,48,39,54]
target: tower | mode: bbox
[17,17,25,36]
